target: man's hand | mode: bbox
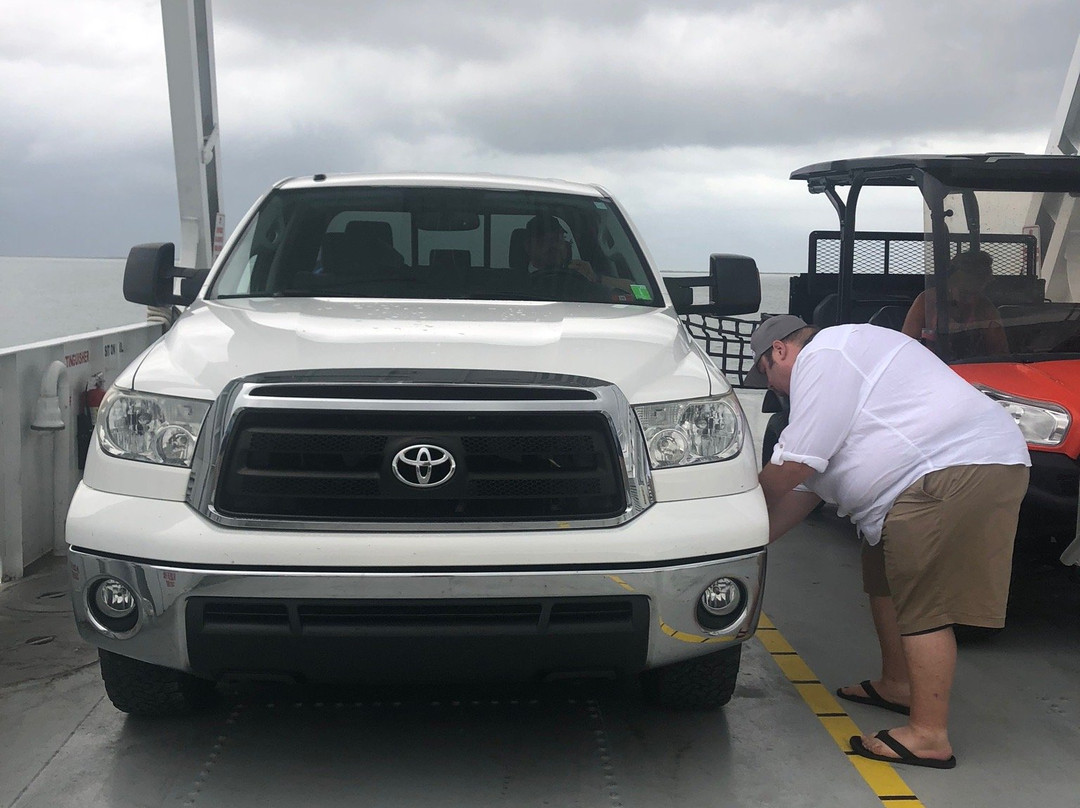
[759,460,819,542]
[567,259,597,282]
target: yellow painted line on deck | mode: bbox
[758,612,928,808]
[607,575,637,592]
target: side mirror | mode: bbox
[664,254,762,316]
[123,243,209,307]
[709,254,761,315]
[662,277,694,309]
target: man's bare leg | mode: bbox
[839,595,910,706]
[860,626,956,761]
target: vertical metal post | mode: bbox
[52,358,77,555]
[1047,33,1080,158]
[836,178,863,325]
[1027,33,1080,299]
[920,173,953,360]
[0,357,22,582]
[961,191,981,253]
[160,0,224,272]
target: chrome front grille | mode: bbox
[187,369,655,531]
[214,409,624,521]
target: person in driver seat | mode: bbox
[524,214,598,282]
[901,250,1009,358]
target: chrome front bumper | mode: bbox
[69,548,766,679]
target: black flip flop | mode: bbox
[850,730,957,769]
[836,679,910,716]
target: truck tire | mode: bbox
[641,644,742,710]
[761,412,787,465]
[762,412,825,516]
[99,649,216,717]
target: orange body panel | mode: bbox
[952,360,1080,459]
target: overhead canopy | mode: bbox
[790,154,1080,193]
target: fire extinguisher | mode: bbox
[84,372,106,424]
[77,372,106,469]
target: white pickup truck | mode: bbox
[66,173,768,715]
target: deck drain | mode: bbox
[36,590,67,600]
[25,635,56,646]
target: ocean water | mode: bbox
[757,272,791,316]
[0,257,146,349]
[0,257,794,350]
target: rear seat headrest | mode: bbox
[345,220,395,248]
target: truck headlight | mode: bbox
[975,386,1070,446]
[633,394,743,468]
[97,389,211,467]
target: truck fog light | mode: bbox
[700,578,742,617]
[88,578,140,634]
[94,579,136,618]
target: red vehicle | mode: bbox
[747,154,1080,568]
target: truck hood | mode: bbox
[129,298,721,404]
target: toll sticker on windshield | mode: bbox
[630,284,652,301]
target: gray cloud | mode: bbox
[207,0,1080,152]
[1,0,1078,276]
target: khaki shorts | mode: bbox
[861,464,1029,635]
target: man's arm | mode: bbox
[979,299,1010,354]
[765,489,823,542]
[759,460,814,507]
[901,292,927,340]
[759,460,820,542]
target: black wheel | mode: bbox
[761,412,787,465]
[640,644,742,710]
[98,649,216,717]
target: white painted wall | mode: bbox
[0,322,163,582]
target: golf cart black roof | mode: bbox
[791,154,1080,193]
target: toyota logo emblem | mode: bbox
[392,444,457,488]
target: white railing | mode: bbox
[0,322,163,582]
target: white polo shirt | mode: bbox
[771,324,1030,544]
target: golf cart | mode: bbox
[680,154,1080,569]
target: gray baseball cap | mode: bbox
[744,314,809,388]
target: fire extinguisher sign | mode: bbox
[213,212,226,260]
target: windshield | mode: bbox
[930,188,1076,363]
[209,186,662,307]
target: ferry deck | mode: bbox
[2,393,1077,808]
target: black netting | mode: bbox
[680,313,767,387]
[681,232,1039,387]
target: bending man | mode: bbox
[747,314,1029,769]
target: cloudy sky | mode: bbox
[2,0,1079,273]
